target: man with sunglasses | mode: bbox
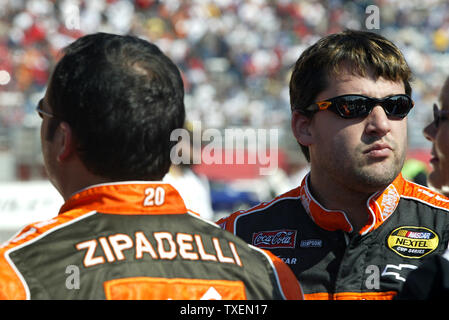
[0,33,302,300]
[218,30,449,300]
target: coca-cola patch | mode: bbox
[252,229,297,249]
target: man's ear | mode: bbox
[291,110,314,146]
[57,122,75,162]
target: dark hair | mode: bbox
[47,32,185,180]
[289,29,412,161]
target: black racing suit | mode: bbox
[217,173,449,300]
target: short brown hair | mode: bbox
[289,29,412,161]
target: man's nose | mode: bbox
[364,105,392,137]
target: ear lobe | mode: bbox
[291,110,314,146]
[57,122,75,162]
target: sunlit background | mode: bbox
[0,0,447,241]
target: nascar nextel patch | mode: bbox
[387,226,439,258]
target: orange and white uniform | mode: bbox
[0,182,303,300]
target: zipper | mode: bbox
[333,231,364,297]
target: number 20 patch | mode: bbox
[143,187,165,206]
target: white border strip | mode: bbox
[249,245,290,300]
[187,211,221,228]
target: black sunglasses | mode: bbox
[433,103,449,128]
[304,94,414,119]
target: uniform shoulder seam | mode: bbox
[187,211,221,229]
[216,187,301,235]
[247,245,287,299]
[2,210,98,251]
[401,180,449,213]
[1,210,97,299]
[232,186,301,218]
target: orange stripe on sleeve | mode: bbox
[0,209,96,300]
[262,249,304,300]
[304,291,397,300]
[216,187,302,234]
[0,251,27,300]
[216,214,237,233]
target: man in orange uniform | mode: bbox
[0,33,302,300]
[218,30,449,300]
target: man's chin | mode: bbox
[355,166,400,190]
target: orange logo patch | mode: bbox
[104,277,246,300]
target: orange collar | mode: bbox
[59,182,187,215]
[299,174,405,235]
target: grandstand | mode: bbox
[0,0,447,239]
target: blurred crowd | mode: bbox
[0,0,449,177]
